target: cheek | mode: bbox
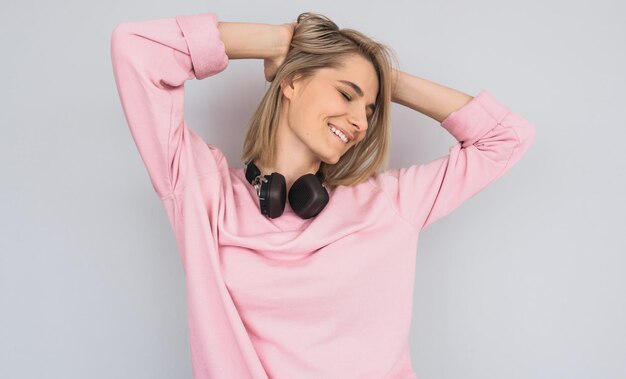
[291,92,345,133]
[287,101,316,138]
[318,97,347,121]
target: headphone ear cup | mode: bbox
[288,173,329,219]
[260,172,287,218]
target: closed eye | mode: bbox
[339,90,374,120]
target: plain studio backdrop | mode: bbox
[1,0,624,378]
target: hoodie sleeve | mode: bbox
[110,12,229,199]
[378,90,536,232]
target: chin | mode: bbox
[321,153,341,165]
[317,144,347,165]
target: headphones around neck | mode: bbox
[244,160,329,219]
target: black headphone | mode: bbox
[244,160,329,219]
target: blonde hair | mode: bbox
[240,12,398,191]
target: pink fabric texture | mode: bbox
[110,12,536,379]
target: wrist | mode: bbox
[390,69,401,103]
[271,23,293,61]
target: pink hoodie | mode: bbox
[110,12,535,379]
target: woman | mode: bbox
[111,11,535,379]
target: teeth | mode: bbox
[329,125,348,143]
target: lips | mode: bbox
[328,126,347,144]
[328,123,353,143]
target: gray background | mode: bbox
[1,0,625,378]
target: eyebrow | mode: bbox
[338,80,376,115]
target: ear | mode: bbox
[280,78,294,100]
[280,73,304,100]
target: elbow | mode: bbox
[496,110,537,150]
[110,22,135,64]
[513,114,537,150]
[526,121,537,149]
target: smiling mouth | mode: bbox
[328,124,349,144]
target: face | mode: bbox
[280,54,379,165]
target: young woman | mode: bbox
[111,11,535,379]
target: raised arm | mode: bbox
[381,69,536,231]
[219,21,295,82]
[110,12,289,199]
[391,69,474,123]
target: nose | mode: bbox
[349,108,369,133]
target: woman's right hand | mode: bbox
[263,22,296,82]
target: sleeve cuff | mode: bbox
[441,90,511,148]
[175,12,229,80]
